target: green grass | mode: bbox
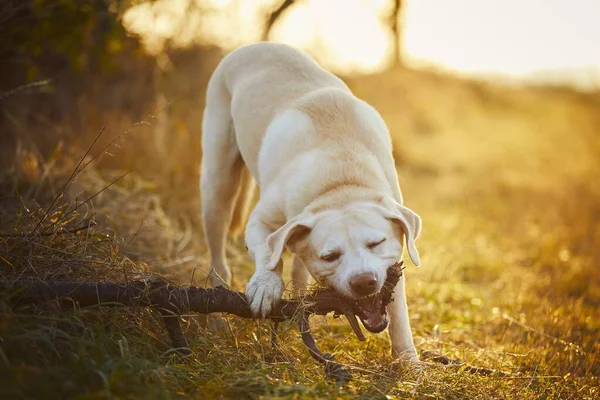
[1,66,599,399]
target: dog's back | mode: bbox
[205,43,351,238]
[206,43,350,176]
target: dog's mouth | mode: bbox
[352,293,389,333]
[325,262,402,335]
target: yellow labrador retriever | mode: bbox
[201,43,421,360]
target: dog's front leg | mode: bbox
[244,211,285,318]
[387,274,418,361]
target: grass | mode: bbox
[1,62,599,399]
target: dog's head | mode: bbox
[264,198,421,332]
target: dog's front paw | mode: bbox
[246,270,285,318]
[392,347,419,363]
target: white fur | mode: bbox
[200,43,421,361]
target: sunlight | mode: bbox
[270,0,392,73]
[123,0,600,87]
[403,0,600,88]
[123,0,391,73]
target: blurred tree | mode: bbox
[262,0,294,41]
[389,0,403,65]
[0,0,158,151]
[262,0,404,66]
[0,0,143,87]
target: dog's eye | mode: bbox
[321,251,341,262]
[367,238,386,249]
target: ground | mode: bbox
[1,64,599,399]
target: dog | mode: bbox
[201,43,421,361]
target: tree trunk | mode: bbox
[262,0,295,41]
[390,0,403,65]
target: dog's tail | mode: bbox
[229,166,256,240]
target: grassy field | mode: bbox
[1,62,599,399]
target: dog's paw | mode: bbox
[391,349,425,375]
[245,270,285,319]
[392,347,419,363]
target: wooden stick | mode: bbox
[1,264,506,381]
[0,263,404,382]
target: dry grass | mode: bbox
[1,61,599,399]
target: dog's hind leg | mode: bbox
[201,75,243,288]
[228,165,256,240]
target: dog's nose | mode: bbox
[349,272,378,297]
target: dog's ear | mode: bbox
[265,213,315,271]
[374,199,422,266]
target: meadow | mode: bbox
[1,45,599,399]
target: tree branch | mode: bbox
[0,262,506,381]
[1,262,404,382]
